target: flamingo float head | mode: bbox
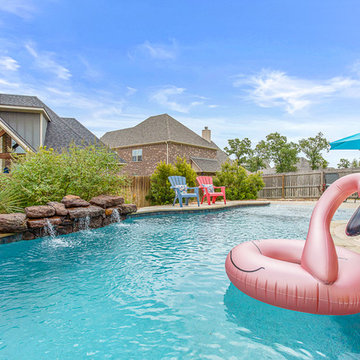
[346,205,360,236]
[301,173,360,284]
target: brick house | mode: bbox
[0,93,125,172]
[101,114,228,176]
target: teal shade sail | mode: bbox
[330,132,360,150]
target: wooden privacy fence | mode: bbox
[258,168,360,199]
[121,176,151,208]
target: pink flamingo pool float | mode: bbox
[225,173,360,315]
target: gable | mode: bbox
[101,114,218,150]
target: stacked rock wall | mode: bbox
[0,195,137,243]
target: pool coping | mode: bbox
[128,200,270,218]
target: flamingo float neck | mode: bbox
[301,174,360,284]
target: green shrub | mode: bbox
[214,161,264,200]
[61,143,126,200]
[2,144,126,209]
[147,157,198,205]
[173,157,197,187]
[0,175,24,213]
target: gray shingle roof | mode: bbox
[0,93,98,150]
[191,157,222,173]
[61,117,102,146]
[101,114,218,149]
[0,93,126,163]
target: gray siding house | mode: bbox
[0,93,124,171]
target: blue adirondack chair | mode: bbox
[168,176,200,208]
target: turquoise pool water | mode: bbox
[0,205,359,359]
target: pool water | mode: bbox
[0,205,359,359]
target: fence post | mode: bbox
[282,174,285,199]
[320,171,324,195]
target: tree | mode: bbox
[246,155,266,173]
[256,133,299,173]
[351,159,359,168]
[298,132,330,170]
[224,138,253,165]
[338,158,351,169]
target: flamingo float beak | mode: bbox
[346,205,360,236]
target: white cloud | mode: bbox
[150,86,204,113]
[132,40,178,60]
[25,42,72,80]
[234,69,360,114]
[0,78,19,87]
[0,56,20,71]
[0,0,36,18]
[126,86,137,96]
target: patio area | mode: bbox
[131,200,270,216]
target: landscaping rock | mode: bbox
[67,205,105,219]
[57,225,73,235]
[62,195,90,208]
[118,204,137,215]
[22,231,36,240]
[105,208,114,216]
[0,213,27,233]
[47,201,68,216]
[103,216,113,227]
[90,215,103,229]
[90,195,124,209]
[25,205,55,219]
[27,216,63,229]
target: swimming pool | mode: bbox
[0,205,359,359]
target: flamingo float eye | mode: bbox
[346,205,360,237]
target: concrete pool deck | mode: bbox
[130,200,270,217]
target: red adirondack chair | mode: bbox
[196,176,226,205]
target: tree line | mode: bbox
[225,132,360,173]
[224,132,330,173]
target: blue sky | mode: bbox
[1,0,360,166]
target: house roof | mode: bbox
[0,93,126,163]
[101,113,218,150]
[191,157,221,173]
[0,94,100,150]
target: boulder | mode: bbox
[61,195,90,208]
[90,195,125,209]
[117,204,137,215]
[0,213,27,233]
[56,225,73,235]
[47,201,68,216]
[25,205,55,219]
[67,205,105,219]
[90,215,103,229]
[27,216,63,229]
[22,231,36,241]
[105,208,114,216]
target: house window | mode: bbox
[132,149,142,162]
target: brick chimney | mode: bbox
[202,126,211,142]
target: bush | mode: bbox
[147,157,198,205]
[214,161,264,200]
[2,144,127,209]
[0,175,24,213]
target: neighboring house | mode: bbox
[0,93,124,171]
[101,114,228,176]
